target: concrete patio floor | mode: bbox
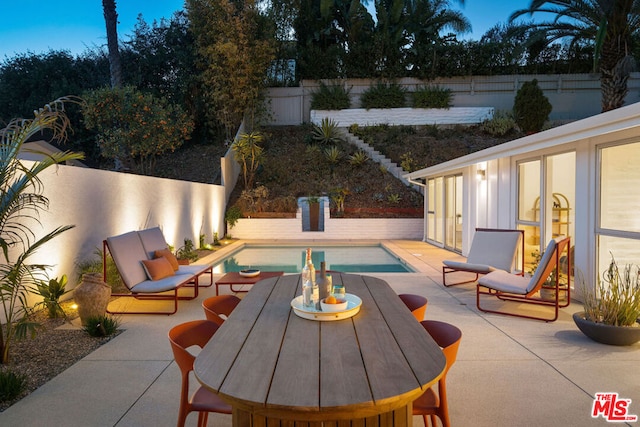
[1,240,638,427]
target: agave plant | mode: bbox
[312,117,343,145]
[0,97,84,364]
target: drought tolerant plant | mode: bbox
[312,118,343,145]
[310,81,351,110]
[581,256,640,327]
[82,314,120,337]
[0,97,84,364]
[232,131,264,189]
[175,238,199,263]
[34,274,69,318]
[76,247,124,293]
[481,110,517,136]
[225,205,243,230]
[349,150,369,167]
[0,370,26,402]
[411,85,452,109]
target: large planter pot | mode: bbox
[74,273,112,326]
[573,311,640,346]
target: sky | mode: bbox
[0,0,536,60]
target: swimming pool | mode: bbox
[211,244,414,273]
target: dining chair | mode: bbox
[398,293,428,321]
[202,294,241,326]
[413,320,462,427]
[168,320,232,427]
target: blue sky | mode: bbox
[0,0,535,60]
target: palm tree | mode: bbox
[102,0,123,88]
[510,0,640,112]
[0,98,84,364]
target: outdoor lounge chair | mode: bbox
[476,236,571,322]
[137,226,213,288]
[442,228,524,287]
[103,230,201,315]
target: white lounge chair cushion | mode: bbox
[129,275,193,293]
[466,230,522,271]
[106,231,150,289]
[478,270,530,294]
[442,260,494,273]
[478,238,558,295]
[177,264,211,277]
[138,227,170,259]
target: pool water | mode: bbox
[211,244,414,273]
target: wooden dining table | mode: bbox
[194,273,446,426]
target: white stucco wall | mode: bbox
[310,107,494,127]
[15,161,226,294]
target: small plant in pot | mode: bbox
[573,256,640,346]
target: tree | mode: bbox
[102,0,123,88]
[0,98,84,364]
[82,86,193,174]
[510,0,640,112]
[404,0,471,78]
[187,0,275,141]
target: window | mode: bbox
[597,142,640,275]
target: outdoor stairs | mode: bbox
[338,128,423,192]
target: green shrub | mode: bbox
[76,248,124,293]
[481,111,517,136]
[360,82,407,109]
[513,79,552,134]
[324,146,342,164]
[310,81,351,110]
[0,370,26,402]
[34,275,69,318]
[225,205,243,229]
[82,315,120,337]
[411,86,452,109]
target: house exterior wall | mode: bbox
[406,101,640,295]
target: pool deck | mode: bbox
[1,239,639,427]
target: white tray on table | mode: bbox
[291,293,362,321]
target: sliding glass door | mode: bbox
[444,175,463,252]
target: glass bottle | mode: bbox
[317,261,331,302]
[302,248,316,307]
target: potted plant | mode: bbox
[573,256,640,346]
[529,249,569,302]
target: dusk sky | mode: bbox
[0,0,538,60]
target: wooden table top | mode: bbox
[194,273,446,422]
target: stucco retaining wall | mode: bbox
[310,107,495,127]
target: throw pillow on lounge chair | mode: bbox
[154,248,180,271]
[142,257,176,281]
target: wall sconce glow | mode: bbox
[476,169,486,181]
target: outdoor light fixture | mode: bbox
[476,169,486,180]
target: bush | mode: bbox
[411,86,452,109]
[82,315,120,337]
[482,111,517,136]
[513,79,552,134]
[360,82,406,109]
[310,81,351,110]
[0,370,26,402]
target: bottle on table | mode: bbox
[302,248,316,307]
[317,261,331,302]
